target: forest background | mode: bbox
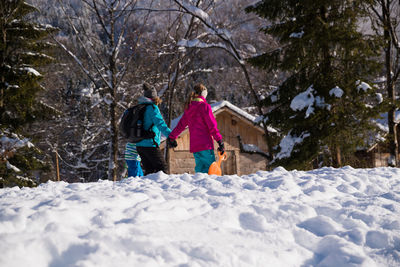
[1,0,399,187]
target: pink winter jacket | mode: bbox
[169,96,222,153]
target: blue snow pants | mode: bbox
[126,159,144,177]
[193,150,215,173]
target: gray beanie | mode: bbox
[143,82,157,99]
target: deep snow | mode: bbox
[1,167,400,267]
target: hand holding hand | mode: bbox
[167,137,178,148]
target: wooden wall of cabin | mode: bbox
[239,153,268,175]
[169,150,195,174]
[168,147,238,175]
[373,152,391,167]
[214,109,268,153]
[164,108,269,175]
[167,131,194,174]
[365,143,400,167]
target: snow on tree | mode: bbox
[0,0,57,187]
[247,0,385,169]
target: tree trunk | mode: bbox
[383,3,398,167]
[109,10,118,181]
[334,145,342,168]
[0,25,6,108]
[165,64,180,174]
[109,97,118,181]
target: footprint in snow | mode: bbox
[365,230,390,249]
[239,212,268,232]
[297,215,340,237]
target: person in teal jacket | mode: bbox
[136,83,172,175]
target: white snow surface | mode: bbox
[290,86,316,118]
[290,86,330,118]
[211,101,258,123]
[329,86,344,98]
[275,131,311,160]
[180,1,212,25]
[1,167,400,267]
[242,143,263,153]
[6,161,21,172]
[22,67,41,77]
[356,81,372,92]
[0,134,34,153]
[177,38,227,50]
[289,31,304,38]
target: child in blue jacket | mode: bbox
[124,142,143,177]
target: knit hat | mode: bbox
[143,82,157,99]
[194,83,207,94]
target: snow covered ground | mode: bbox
[1,167,400,267]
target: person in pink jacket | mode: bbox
[167,83,224,173]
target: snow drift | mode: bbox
[1,167,400,266]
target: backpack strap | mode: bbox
[143,103,159,148]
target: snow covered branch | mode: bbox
[53,1,112,89]
[273,131,310,161]
[1,132,35,174]
[173,0,243,63]
[50,36,99,87]
[237,135,271,160]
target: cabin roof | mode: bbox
[211,101,258,125]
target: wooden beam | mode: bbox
[55,150,60,182]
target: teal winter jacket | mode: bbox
[135,96,172,147]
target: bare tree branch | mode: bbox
[57,0,112,89]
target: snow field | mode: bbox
[0,167,400,266]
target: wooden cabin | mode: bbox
[358,141,400,168]
[354,112,400,168]
[161,101,271,175]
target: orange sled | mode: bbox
[208,151,228,175]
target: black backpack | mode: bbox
[119,104,156,143]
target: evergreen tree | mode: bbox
[0,0,57,187]
[246,0,384,169]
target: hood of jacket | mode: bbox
[138,96,153,104]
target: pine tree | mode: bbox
[246,0,384,169]
[0,0,57,187]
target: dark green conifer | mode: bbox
[0,0,57,187]
[246,0,384,169]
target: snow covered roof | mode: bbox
[210,101,258,123]
[211,101,277,133]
